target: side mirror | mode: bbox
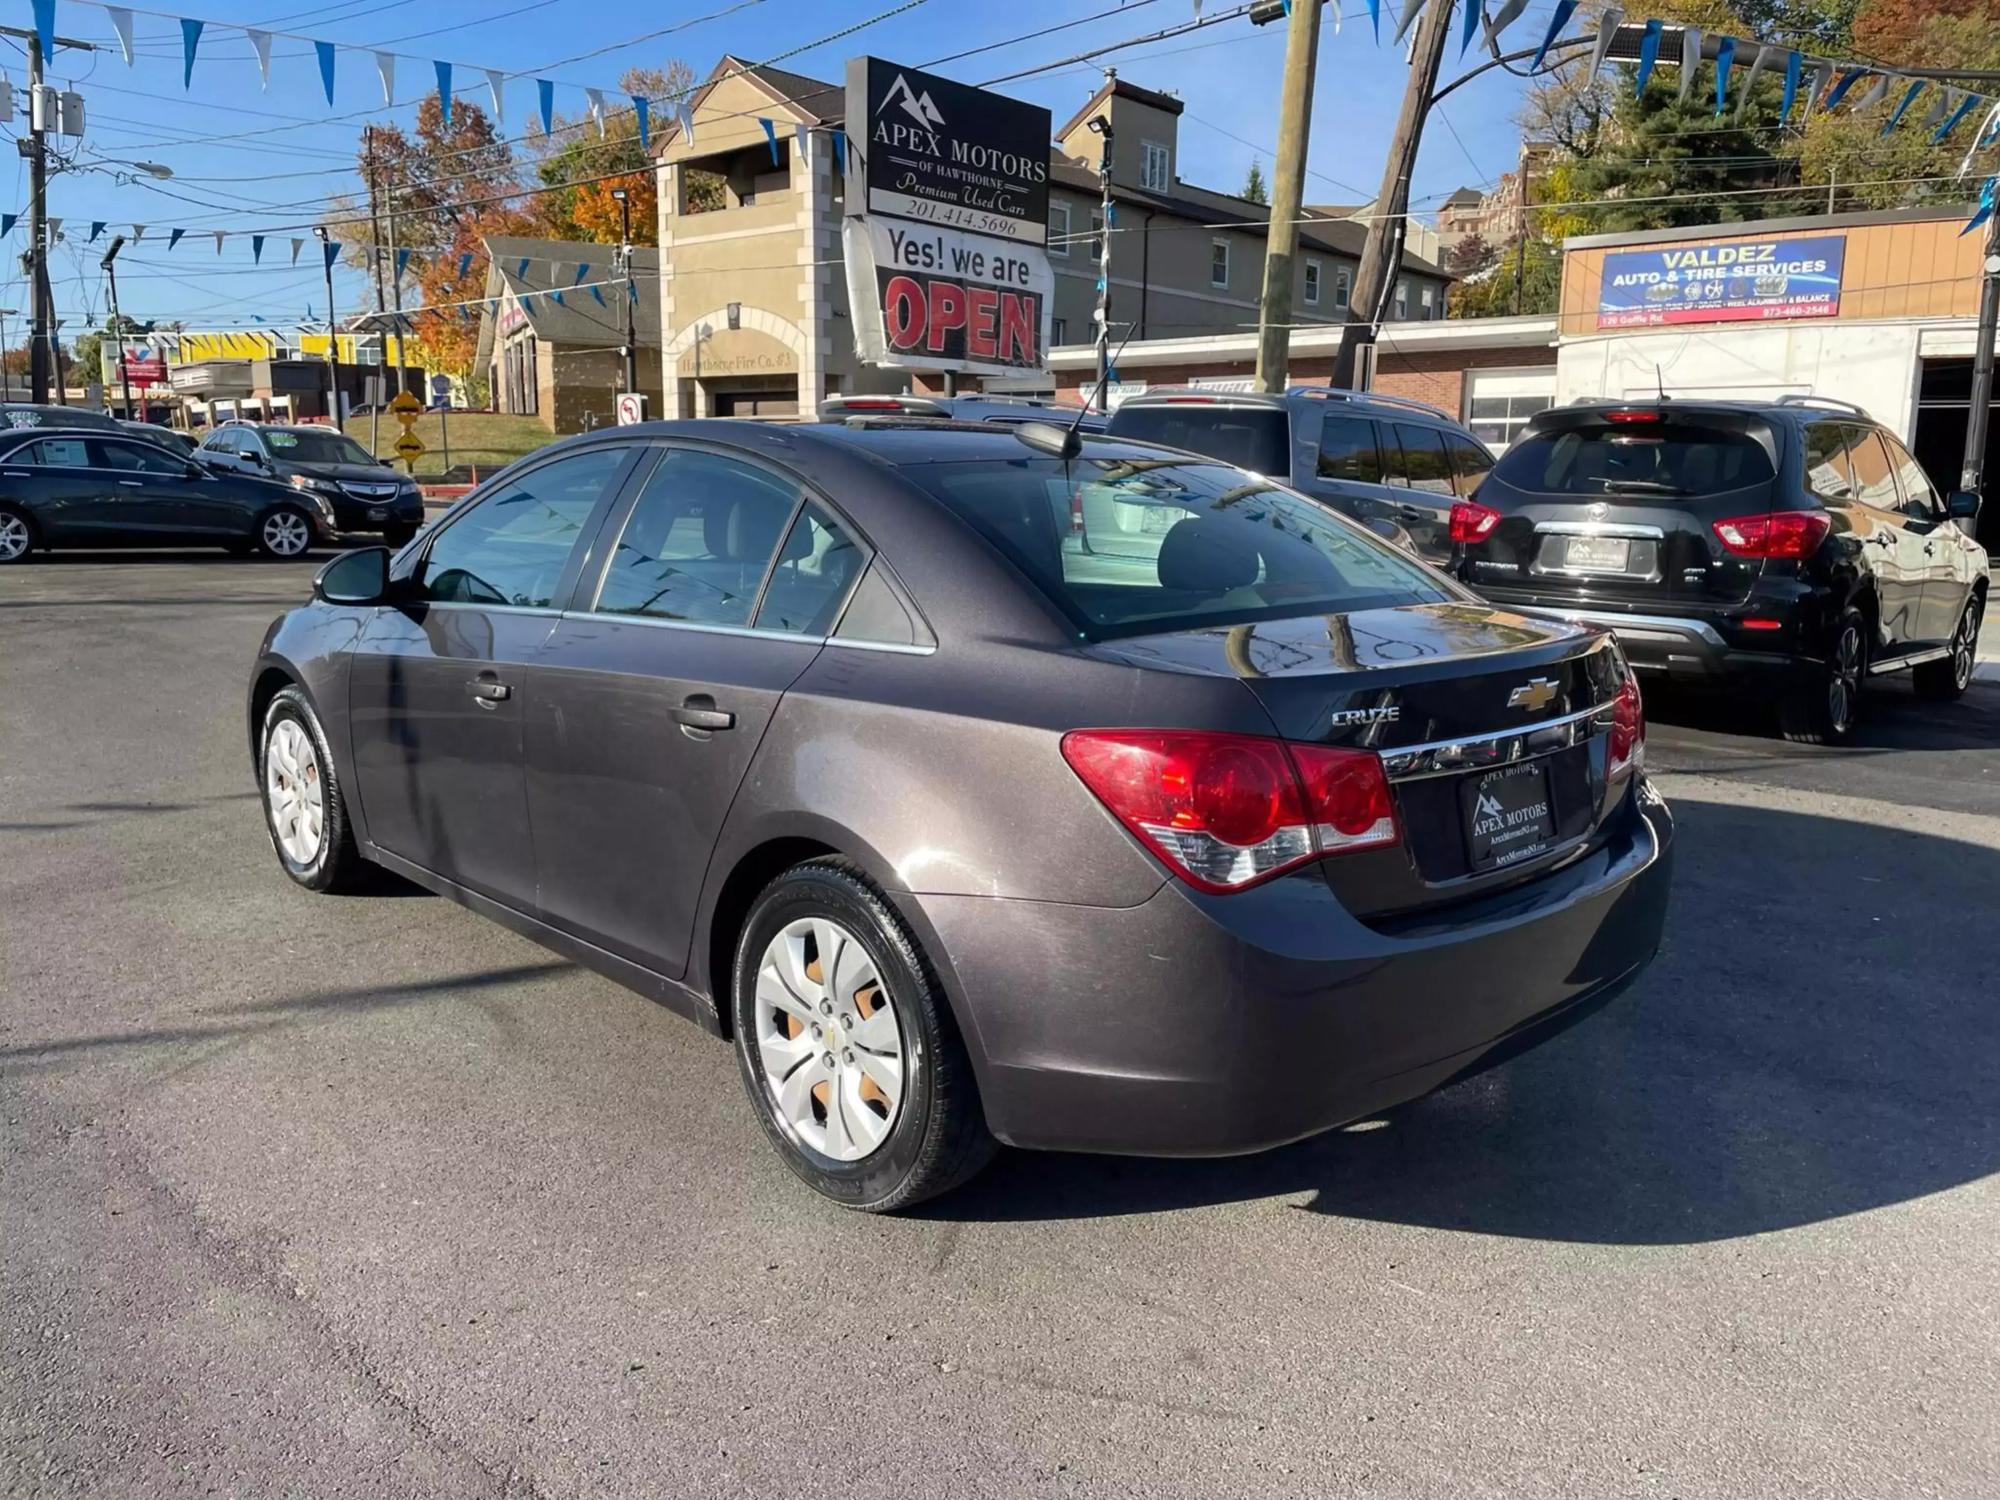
[1947,490,1981,521]
[313,545,393,606]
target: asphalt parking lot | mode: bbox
[4,552,1998,1499]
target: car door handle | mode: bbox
[466,676,511,704]
[118,479,144,488]
[1866,534,1894,547]
[670,703,735,732]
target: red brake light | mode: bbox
[1608,674,1644,776]
[1450,499,1502,544]
[1161,395,1218,404]
[1605,409,1660,424]
[1711,510,1830,560]
[1060,730,1399,892]
[836,397,906,411]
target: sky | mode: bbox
[1,0,1549,342]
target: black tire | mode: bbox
[258,686,370,893]
[1914,592,1983,702]
[0,503,36,564]
[256,505,316,559]
[1779,608,1867,745]
[731,859,995,1212]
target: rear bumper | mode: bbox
[905,783,1674,1157]
[1507,604,1800,680]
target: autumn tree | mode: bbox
[529,64,701,245]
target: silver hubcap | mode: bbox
[265,718,325,865]
[0,513,27,560]
[264,511,310,556]
[1829,625,1861,730]
[753,917,905,1163]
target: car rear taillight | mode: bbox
[1060,730,1399,893]
[1608,674,1644,776]
[1605,409,1661,424]
[1711,510,1830,559]
[1450,499,1502,544]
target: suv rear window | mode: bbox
[907,455,1450,638]
[1108,403,1291,476]
[1492,418,1775,496]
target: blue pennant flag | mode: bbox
[1368,0,1380,43]
[457,251,474,280]
[1459,0,1480,57]
[88,221,106,244]
[436,62,453,124]
[591,285,607,307]
[1823,68,1863,111]
[1885,80,1924,136]
[538,79,554,136]
[572,262,589,286]
[168,228,186,250]
[629,281,638,305]
[551,289,565,305]
[315,40,335,105]
[516,257,530,280]
[632,96,650,150]
[760,117,780,165]
[323,241,340,273]
[180,19,203,88]
[830,128,846,173]
[1780,49,1803,123]
[0,214,15,237]
[252,235,265,263]
[306,304,315,322]
[1531,0,1578,70]
[31,0,53,70]
[1712,36,1735,116]
[395,247,411,280]
[1935,93,1980,143]
[1634,18,1662,96]
[1962,176,1995,238]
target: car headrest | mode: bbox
[701,497,788,562]
[1157,516,1262,593]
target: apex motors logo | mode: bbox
[879,74,944,131]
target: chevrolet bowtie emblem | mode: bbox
[1507,677,1559,712]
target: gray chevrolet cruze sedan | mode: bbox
[249,418,1674,1210]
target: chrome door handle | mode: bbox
[670,705,735,731]
[118,479,143,488]
[466,677,511,704]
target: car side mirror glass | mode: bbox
[313,545,392,606]
[1947,490,1981,521]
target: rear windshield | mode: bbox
[907,455,1452,639]
[265,429,377,465]
[1491,420,1774,497]
[1108,404,1292,476]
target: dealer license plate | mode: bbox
[1463,761,1558,872]
[1563,535,1632,572]
[367,506,389,521]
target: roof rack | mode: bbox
[1773,394,1872,419]
[1288,385,1452,421]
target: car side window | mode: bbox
[1315,414,1382,484]
[419,446,629,608]
[595,449,800,626]
[1390,423,1454,496]
[1881,432,1939,524]
[1444,433,1495,498]
[1842,426,1900,513]
[93,439,185,475]
[1803,423,1854,500]
[24,437,90,468]
[754,501,864,635]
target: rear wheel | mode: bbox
[258,506,314,559]
[1914,592,1983,702]
[0,505,35,564]
[731,860,995,1212]
[1779,608,1866,745]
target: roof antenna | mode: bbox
[1015,319,1141,460]
[1656,363,1668,403]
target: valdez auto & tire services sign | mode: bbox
[1597,234,1845,328]
[843,218,1051,373]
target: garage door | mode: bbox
[1464,368,1555,453]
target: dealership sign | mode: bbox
[846,57,1051,245]
[1597,234,1845,328]
[843,219,1051,374]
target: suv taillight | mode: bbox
[1450,499,1502,544]
[1608,674,1644,776]
[1712,510,1830,559]
[1060,730,1399,893]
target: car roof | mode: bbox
[548,416,1186,469]
[1551,396,1878,425]
[1115,385,1458,424]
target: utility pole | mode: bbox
[613,186,637,395]
[26,33,53,404]
[0,308,14,400]
[1253,0,1323,393]
[1511,143,1531,317]
[383,182,408,403]
[314,226,341,423]
[1959,212,2000,502]
[364,127,389,322]
[101,235,132,418]
[1088,72,1116,413]
[1334,0,1456,389]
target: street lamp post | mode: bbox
[612,187,639,399]
[1087,100,1115,414]
[100,235,133,418]
[314,226,341,423]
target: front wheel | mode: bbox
[0,505,35,564]
[731,860,995,1212]
[1914,593,1983,702]
[1779,608,1866,745]
[257,506,315,559]
[260,686,369,892]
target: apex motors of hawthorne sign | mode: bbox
[1596,234,1846,329]
[842,56,1054,378]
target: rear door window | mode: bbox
[1444,433,1495,497]
[1841,426,1899,512]
[92,438,186,475]
[1315,414,1382,484]
[753,501,865,635]
[1803,423,1855,500]
[595,449,800,627]
[1108,404,1292,476]
[1390,423,1454,496]
[1490,419,1776,496]
[1882,431,1940,522]
[25,437,90,468]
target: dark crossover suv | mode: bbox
[1453,397,1989,743]
[1108,387,1497,565]
[198,422,425,544]
[0,426,332,562]
[247,419,1674,1209]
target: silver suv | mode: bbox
[1108,386,1498,565]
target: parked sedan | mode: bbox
[247,419,1674,1210]
[0,428,332,562]
[198,423,425,544]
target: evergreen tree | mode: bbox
[1241,160,1269,205]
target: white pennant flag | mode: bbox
[106,7,135,65]
[374,52,396,105]
[1394,0,1425,44]
[794,122,810,164]
[1588,7,1625,85]
[1855,72,1890,110]
[214,230,226,255]
[1677,27,1703,103]
[586,87,606,139]
[1924,86,1952,130]
[1736,43,1782,122]
[1481,0,1528,55]
[246,29,272,90]
[131,224,146,242]
[46,217,61,240]
[485,69,505,123]
[290,236,305,264]
[678,100,695,146]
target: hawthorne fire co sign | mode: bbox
[842,57,1053,377]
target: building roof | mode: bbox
[1053,76,1186,141]
[475,234,662,367]
[654,57,843,156]
[1440,186,1486,209]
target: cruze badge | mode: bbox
[1507,678,1559,712]
[1328,705,1400,727]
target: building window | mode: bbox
[1463,368,1555,452]
[1090,212,1105,263]
[1335,266,1351,310]
[1211,237,1230,288]
[1304,259,1321,307]
[1420,285,1437,320]
[1052,317,1069,346]
[1141,140,1170,193]
[1393,279,1409,320]
[1050,200,1071,258]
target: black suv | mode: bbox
[198,422,424,544]
[1107,386,1497,565]
[1453,397,1988,743]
